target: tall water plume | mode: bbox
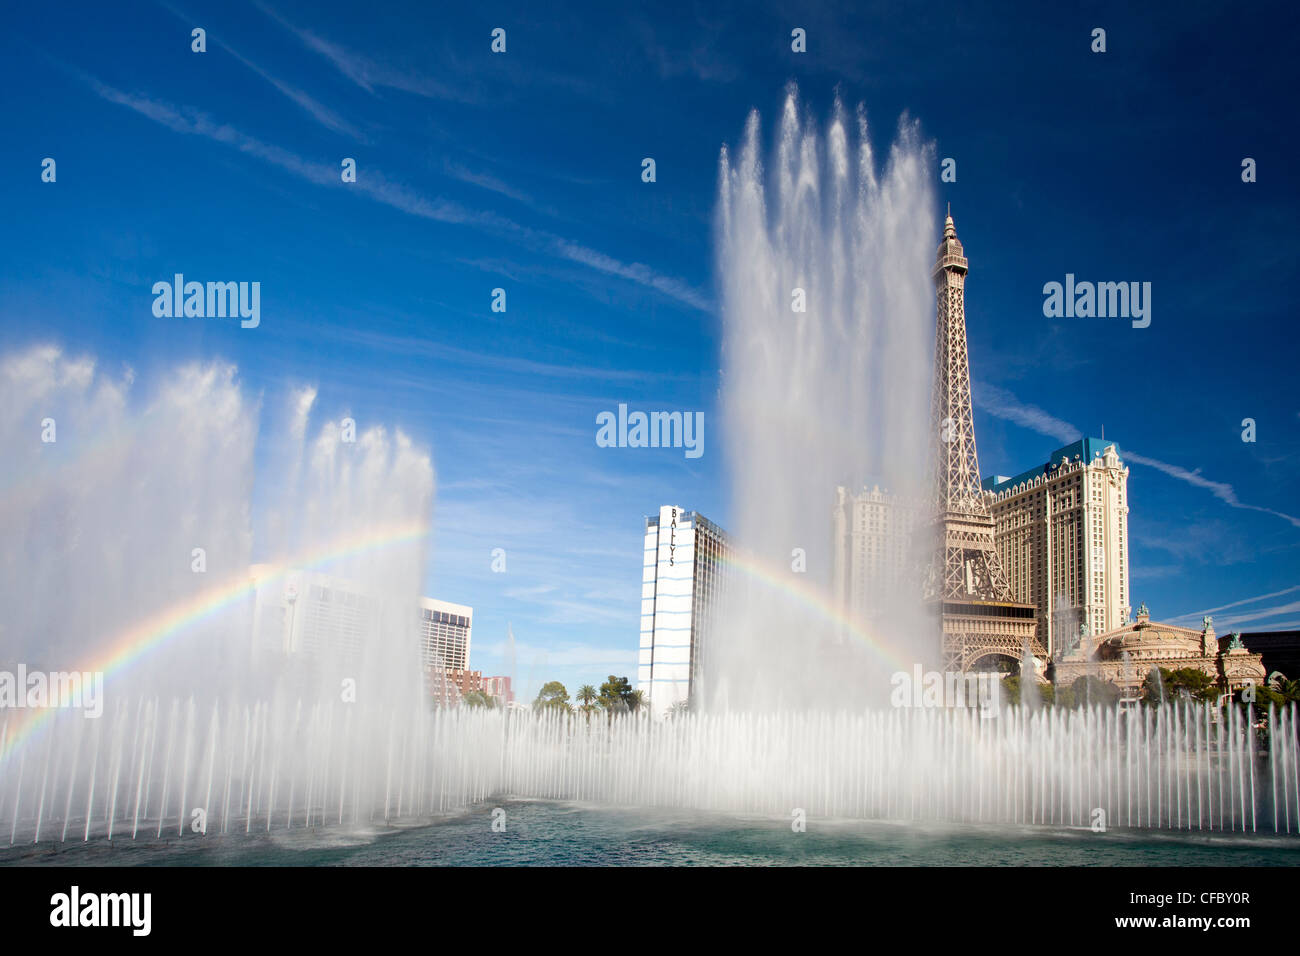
[710,89,937,710]
[0,344,434,823]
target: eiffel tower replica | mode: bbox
[926,209,1042,671]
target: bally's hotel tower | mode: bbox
[637,505,729,717]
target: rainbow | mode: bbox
[0,520,429,761]
[0,526,919,763]
[712,549,916,672]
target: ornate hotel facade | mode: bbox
[1053,605,1265,699]
[983,438,1131,656]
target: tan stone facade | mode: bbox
[984,440,1130,655]
[1052,604,1265,700]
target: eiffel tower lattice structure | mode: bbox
[926,210,1043,672]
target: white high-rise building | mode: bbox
[636,506,729,717]
[983,438,1131,654]
[417,597,473,672]
[831,485,925,626]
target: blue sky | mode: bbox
[2,0,1297,700]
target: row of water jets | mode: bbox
[2,700,1297,844]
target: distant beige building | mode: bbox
[250,566,377,662]
[832,485,924,626]
[249,565,474,694]
[983,438,1131,655]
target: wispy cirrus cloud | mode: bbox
[219,40,365,140]
[634,14,741,83]
[439,159,568,221]
[314,325,692,385]
[973,381,1080,444]
[1173,584,1300,620]
[83,76,709,312]
[554,241,712,312]
[1181,601,1300,631]
[86,76,338,182]
[1169,585,1300,629]
[975,381,1300,530]
[156,0,364,139]
[442,159,534,205]
[1121,450,1300,529]
[253,0,610,107]
[251,0,476,103]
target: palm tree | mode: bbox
[575,684,598,712]
[628,689,646,713]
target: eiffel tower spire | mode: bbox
[931,210,988,523]
[927,211,1042,670]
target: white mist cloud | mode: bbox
[711,90,936,710]
[0,345,435,704]
[0,346,256,687]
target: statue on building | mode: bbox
[1060,621,1088,659]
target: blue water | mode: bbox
[4,800,1299,866]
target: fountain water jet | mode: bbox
[8,700,1298,842]
[710,87,936,712]
[0,346,433,845]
